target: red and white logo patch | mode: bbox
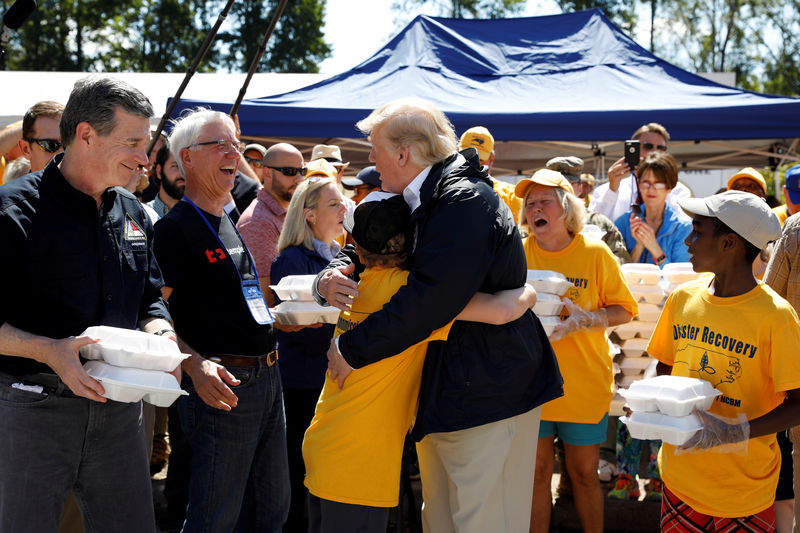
[124,214,147,241]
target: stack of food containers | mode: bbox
[613,264,666,388]
[619,375,721,445]
[526,270,573,336]
[79,325,189,407]
[270,275,341,326]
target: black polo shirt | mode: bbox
[0,155,171,376]
[153,201,275,357]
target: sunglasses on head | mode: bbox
[641,142,667,152]
[24,138,63,153]
[267,166,306,177]
[244,156,265,168]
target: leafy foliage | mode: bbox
[2,0,330,73]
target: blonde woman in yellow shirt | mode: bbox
[517,170,638,533]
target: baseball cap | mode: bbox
[514,169,575,199]
[311,144,349,169]
[458,126,494,162]
[344,192,411,255]
[580,173,595,186]
[784,164,800,205]
[546,156,584,182]
[727,167,767,195]
[678,190,781,250]
[243,143,266,157]
[305,158,338,180]
[342,166,381,189]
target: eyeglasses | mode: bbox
[187,139,246,154]
[638,180,667,190]
[244,156,265,168]
[24,137,62,153]
[267,166,307,177]
[641,142,667,152]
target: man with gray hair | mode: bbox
[154,109,289,532]
[319,97,562,532]
[0,76,174,532]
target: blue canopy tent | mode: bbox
[174,10,800,174]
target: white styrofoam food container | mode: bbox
[619,355,655,375]
[612,321,656,340]
[84,361,187,407]
[630,284,666,304]
[619,375,722,417]
[526,270,572,296]
[636,303,662,323]
[272,301,340,326]
[539,316,562,337]
[621,411,703,445]
[661,263,701,285]
[620,337,649,356]
[79,326,188,372]
[269,275,317,302]
[617,374,644,388]
[533,293,564,316]
[621,264,661,285]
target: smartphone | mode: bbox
[624,140,640,171]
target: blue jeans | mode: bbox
[0,371,154,533]
[178,363,290,533]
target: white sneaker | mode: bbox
[597,459,618,483]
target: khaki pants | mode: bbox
[416,406,541,533]
[790,425,800,533]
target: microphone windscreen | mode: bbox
[2,0,37,30]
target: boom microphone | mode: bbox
[1,0,37,51]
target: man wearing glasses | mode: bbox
[238,142,306,305]
[154,109,289,532]
[243,143,268,184]
[590,122,691,221]
[17,100,65,174]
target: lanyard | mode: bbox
[183,197,260,282]
[183,197,273,325]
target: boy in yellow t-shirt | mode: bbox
[646,191,800,530]
[303,193,536,533]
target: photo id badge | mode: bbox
[242,280,274,325]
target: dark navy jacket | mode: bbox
[326,149,563,439]
[271,245,335,390]
[0,155,170,376]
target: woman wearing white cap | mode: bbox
[516,169,638,533]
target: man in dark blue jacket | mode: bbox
[318,98,562,533]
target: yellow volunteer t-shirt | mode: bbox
[648,278,800,517]
[523,234,638,423]
[773,204,789,227]
[493,179,523,224]
[302,266,452,507]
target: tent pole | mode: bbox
[229,0,289,117]
[145,0,237,156]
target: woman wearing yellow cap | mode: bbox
[517,170,638,533]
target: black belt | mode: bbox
[17,372,75,396]
[207,350,278,368]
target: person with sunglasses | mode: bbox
[590,122,692,222]
[0,76,174,533]
[243,143,268,184]
[17,100,65,175]
[237,142,306,307]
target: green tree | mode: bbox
[392,0,527,19]
[555,0,637,34]
[219,0,331,73]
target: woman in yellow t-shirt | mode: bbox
[517,170,638,533]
